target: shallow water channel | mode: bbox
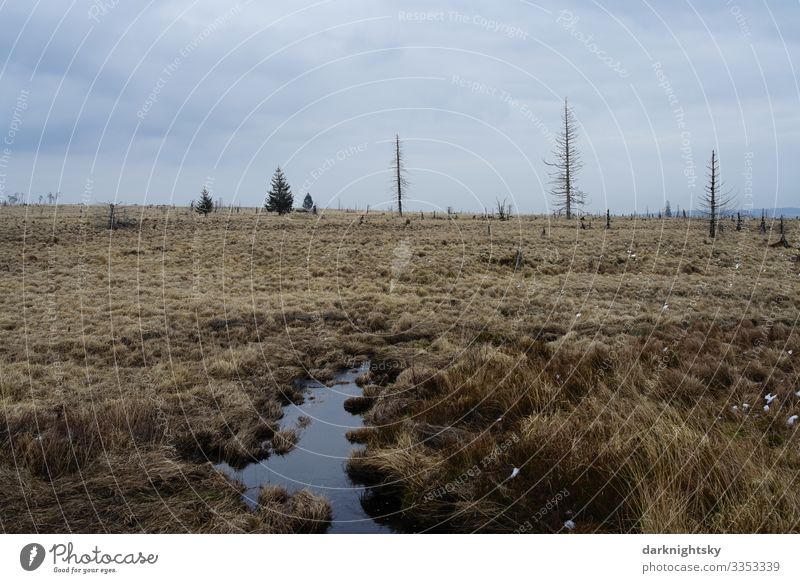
[215,362,396,533]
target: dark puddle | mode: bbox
[215,362,399,533]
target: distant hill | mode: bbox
[744,207,800,218]
[687,207,800,219]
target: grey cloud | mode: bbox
[0,0,798,211]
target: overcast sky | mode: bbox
[0,0,798,213]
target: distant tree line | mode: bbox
[2,192,60,206]
[193,166,317,217]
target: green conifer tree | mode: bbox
[196,187,213,216]
[265,167,294,215]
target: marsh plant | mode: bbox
[0,206,797,533]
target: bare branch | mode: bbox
[390,134,409,216]
[546,98,586,219]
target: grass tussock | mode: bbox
[271,428,299,455]
[257,485,332,533]
[1,206,798,532]
[343,395,374,414]
[352,333,800,532]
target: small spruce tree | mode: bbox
[265,166,294,215]
[302,193,314,210]
[196,187,213,216]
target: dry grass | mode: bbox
[1,205,798,532]
[257,485,332,533]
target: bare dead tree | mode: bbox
[390,134,408,217]
[495,197,512,221]
[545,98,585,220]
[699,149,734,238]
[103,201,134,230]
[107,202,116,230]
[771,215,790,248]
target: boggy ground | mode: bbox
[0,204,797,533]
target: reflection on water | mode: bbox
[215,362,397,533]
